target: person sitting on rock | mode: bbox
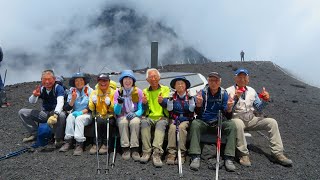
[88,73,115,155]
[165,76,195,165]
[59,72,93,156]
[226,68,293,167]
[189,72,237,172]
[140,68,170,167]
[18,69,66,148]
[114,70,144,161]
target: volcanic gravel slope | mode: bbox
[0,61,319,180]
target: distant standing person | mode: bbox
[226,68,293,167]
[240,50,245,62]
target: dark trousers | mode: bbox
[93,116,116,145]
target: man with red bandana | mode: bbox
[18,69,66,148]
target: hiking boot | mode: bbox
[99,144,108,155]
[55,139,64,149]
[23,135,36,143]
[59,141,73,152]
[1,103,9,108]
[122,147,131,160]
[239,155,251,167]
[190,155,201,171]
[166,153,176,165]
[89,144,98,155]
[152,150,163,167]
[225,158,236,172]
[271,153,293,166]
[73,142,84,156]
[131,148,141,161]
[140,152,151,163]
[174,154,186,165]
[208,158,224,170]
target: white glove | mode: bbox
[167,99,173,111]
[92,95,97,104]
[105,96,111,106]
[189,97,195,112]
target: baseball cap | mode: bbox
[208,72,221,78]
[234,68,249,76]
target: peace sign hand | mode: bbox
[33,85,41,97]
[196,90,203,107]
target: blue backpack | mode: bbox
[31,123,52,148]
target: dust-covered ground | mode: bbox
[1,61,319,180]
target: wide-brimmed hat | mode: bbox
[69,72,90,87]
[170,76,191,89]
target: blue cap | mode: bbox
[234,68,249,76]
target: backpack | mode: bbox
[31,123,52,148]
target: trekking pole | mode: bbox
[94,114,101,174]
[105,115,110,174]
[215,110,222,180]
[3,69,7,86]
[0,147,30,161]
[111,134,117,168]
[176,116,183,177]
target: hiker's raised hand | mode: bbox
[71,88,77,101]
[142,92,148,104]
[259,87,270,101]
[33,85,41,97]
[227,93,235,111]
[91,94,97,104]
[105,96,111,106]
[158,92,163,104]
[196,90,203,107]
[236,86,245,98]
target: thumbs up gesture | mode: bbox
[258,87,270,101]
[235,86,245,98]
[158,92,163,104]
[196,90,203,107]
[33,85,41,97]
[227,93,235,112]
[142,92,148,104]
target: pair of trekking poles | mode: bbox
[93,112,117,174]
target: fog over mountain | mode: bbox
[1,1,319,88]
[0,1,207,85]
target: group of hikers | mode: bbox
[17,67,293,173]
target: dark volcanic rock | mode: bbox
[1,61,319,179]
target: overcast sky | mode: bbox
[0,0,319,87]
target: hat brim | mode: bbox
[170,78,191,89]
[69,76,91,87]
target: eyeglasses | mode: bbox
[147,75,160,80]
